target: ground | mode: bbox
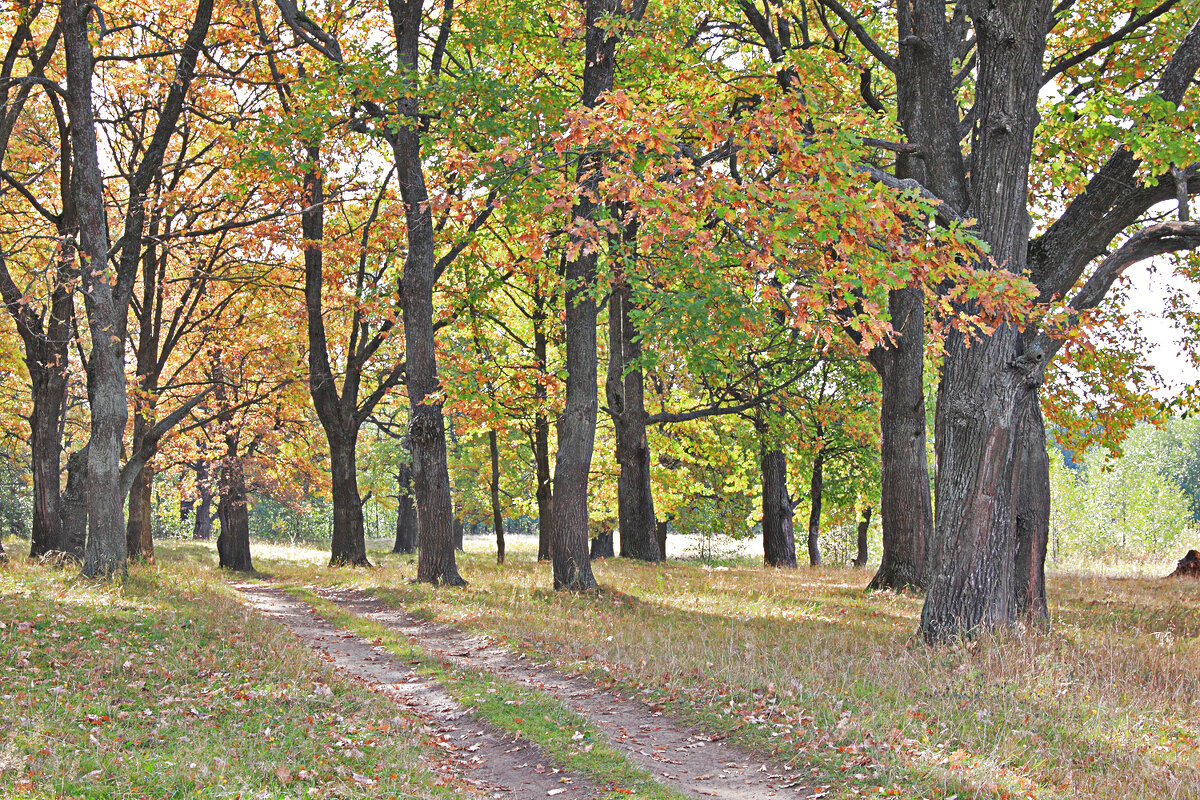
[1,535,1198,800]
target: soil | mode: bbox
[236,584,600,799]
[315,586,813,800]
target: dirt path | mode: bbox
[236,584,599,799]
[317,587,813,800]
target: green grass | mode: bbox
[0,555,465,799]
[283,584,691,800]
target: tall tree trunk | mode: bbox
[489,429,505,564]
[761,442,797,568]
[60,446,88,560]
[807,451,824,567]
[607,275,660,562]
[1013,391,1049,622]
[383,0,463,587]
[552,0,645,591]
[867,288,932,591]
[216,433,253,573]
[392,460,418,554]
[852,507,872,568]
[64,0,126,578]
[329,434,368,566]
[656,518,668,561]
[533,285,554,561]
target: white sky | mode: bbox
[1122,256,1200,395]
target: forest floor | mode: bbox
[2,537,1199,800]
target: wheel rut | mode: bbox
[236,583,600,799]
[315,586,814,800]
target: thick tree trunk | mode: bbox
[534,290,554,562]
[852,507,872,568]
[216,436,253,573]
[867,288,932,591]
[60,446,88,560]
[607,277,660,562]
[761,444,797,568]
[807,452,823,567]
[329,436,368,566]
[590,528,614,559]
[489,430,505,564]
[392,460,418,554]
[1013,391,1049,622]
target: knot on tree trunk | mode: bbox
[409,404,442,444]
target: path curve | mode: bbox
[318,586,813,800]
[236,584,599,799]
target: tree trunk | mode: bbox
[807,451,824,567]
[381,0,464,587]
[27,359,67,557]
[656,518,668,561]
[489,429,505,564]
[852,507,872,568]
[453,513,465,552]
[533,283,554,562]
[64,0,125,578]
[193,487,214,541]
[867,294,932,591]
[1013,391,1049,622]
[761,444,797,568]
[607,276,660,562]
[60,446,88,560]
[329,434,368,566]
[216,434,253,573]
[392,460,418,554]
[552,0,643,591]
[590,529,614,559]
[125,460,155,562]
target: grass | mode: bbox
[0,554,472,799]
[283,584,691,800]
[249,535,1200,800]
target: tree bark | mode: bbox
[1013,391,1049,622]
[761,443,797,568]
[867,289,932,591]
[392,460,418,554]
[656,518,668,561]
[489,429,505,564]
[807,451,823,567]
[27,347,68,557]
[853,507,872,568]
[216,432,253,573]
[60,446,88,560]
[607,274,661,562]
[329,434,368,566]
[125,460,155,561]
[590,528,614,559]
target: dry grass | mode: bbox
[241,535,1200,800]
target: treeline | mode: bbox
[0,0,1198,641]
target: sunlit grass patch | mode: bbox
[231,538,1200,800]
[0,555,464,799]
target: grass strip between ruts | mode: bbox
[282,584,692,800]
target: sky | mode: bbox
[1121,257,1200,396]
